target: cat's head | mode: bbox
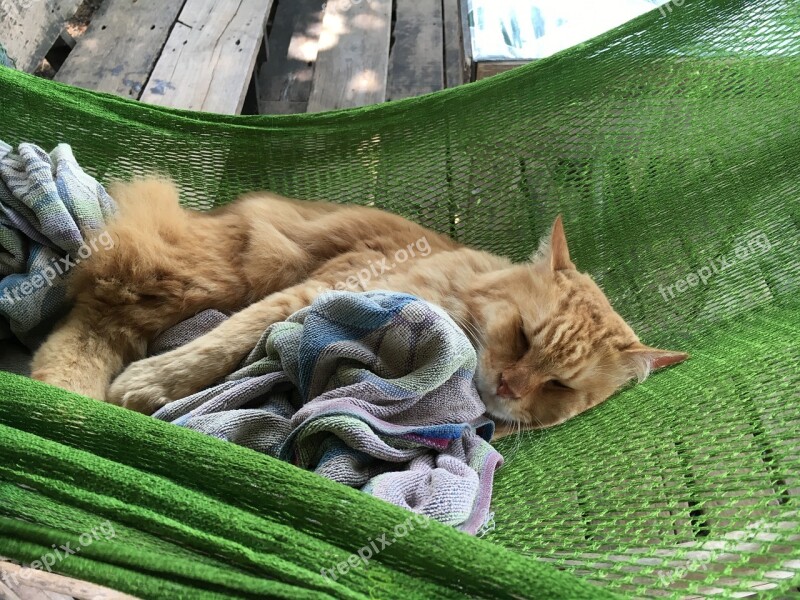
[470,216,687,430]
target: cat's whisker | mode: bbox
[533,414,550,438]
[514,420,524,459]
[454,311,487,356]
[456,320,490,371]
[459,306,483,341]
[501,421,519,462]
[501,418,529,464]
[523,413,550,450]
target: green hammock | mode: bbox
[1,0,798,597]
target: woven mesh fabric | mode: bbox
[0,0,798,597]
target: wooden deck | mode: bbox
[261,0,464,113]
[0,557,138,600]
[0,0,467,115]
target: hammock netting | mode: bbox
[0,0,798,597]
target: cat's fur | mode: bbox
[31,178,687,437]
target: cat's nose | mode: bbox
[497,375,520,399]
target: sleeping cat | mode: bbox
[30,178,687,436]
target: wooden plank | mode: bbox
[140,0,273,114]
[475,60,530,80]
[307,0,392,113]
[250,35,269,110]
[0,0,82,72]
[442,0,464,88]
[259,100,309,114]
[257,0,325,114]
[0,577,73,600]
[458,0,474,83]
[0,560,139,600]
[55,0,187,99]
[386,0,444,101]
[0,576,23,600]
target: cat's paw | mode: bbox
[107,354,195,414]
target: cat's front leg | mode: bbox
[31,306,145,401]
[107,283,321,414]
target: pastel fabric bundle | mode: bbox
[0,142,115,347]
[153,291,503,533]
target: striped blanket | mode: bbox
[0,141,116,347]
[153,291,503,534]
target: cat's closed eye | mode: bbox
[547,379,572,390]
[515,320,530,357]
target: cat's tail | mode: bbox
[71,176,196,308]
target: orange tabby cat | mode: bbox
[30,178,687,436]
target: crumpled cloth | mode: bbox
[0,141,115,347]
[153,291,503,533]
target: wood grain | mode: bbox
[257,0,325,114]
[0,0,82,72]
[442,0,464,88]
[55,0,187,98]
[386,0,443,101]
[475,60,529,81]
[0,559,139,600]
[458,0,474,83]
[140,0,274,114]
[307,0,392,112]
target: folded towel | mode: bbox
[0,141,116,347]
[153,291,503,533]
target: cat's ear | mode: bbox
[624,342,689,378]
[548,215,575,271]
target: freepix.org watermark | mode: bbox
[1,521,116,587]
[658,0,686,17]
[321,512,431,580]
[658,231,772,302]
[2,231,114,305]
[317,235,432,294]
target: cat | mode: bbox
[30,178,687,437]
